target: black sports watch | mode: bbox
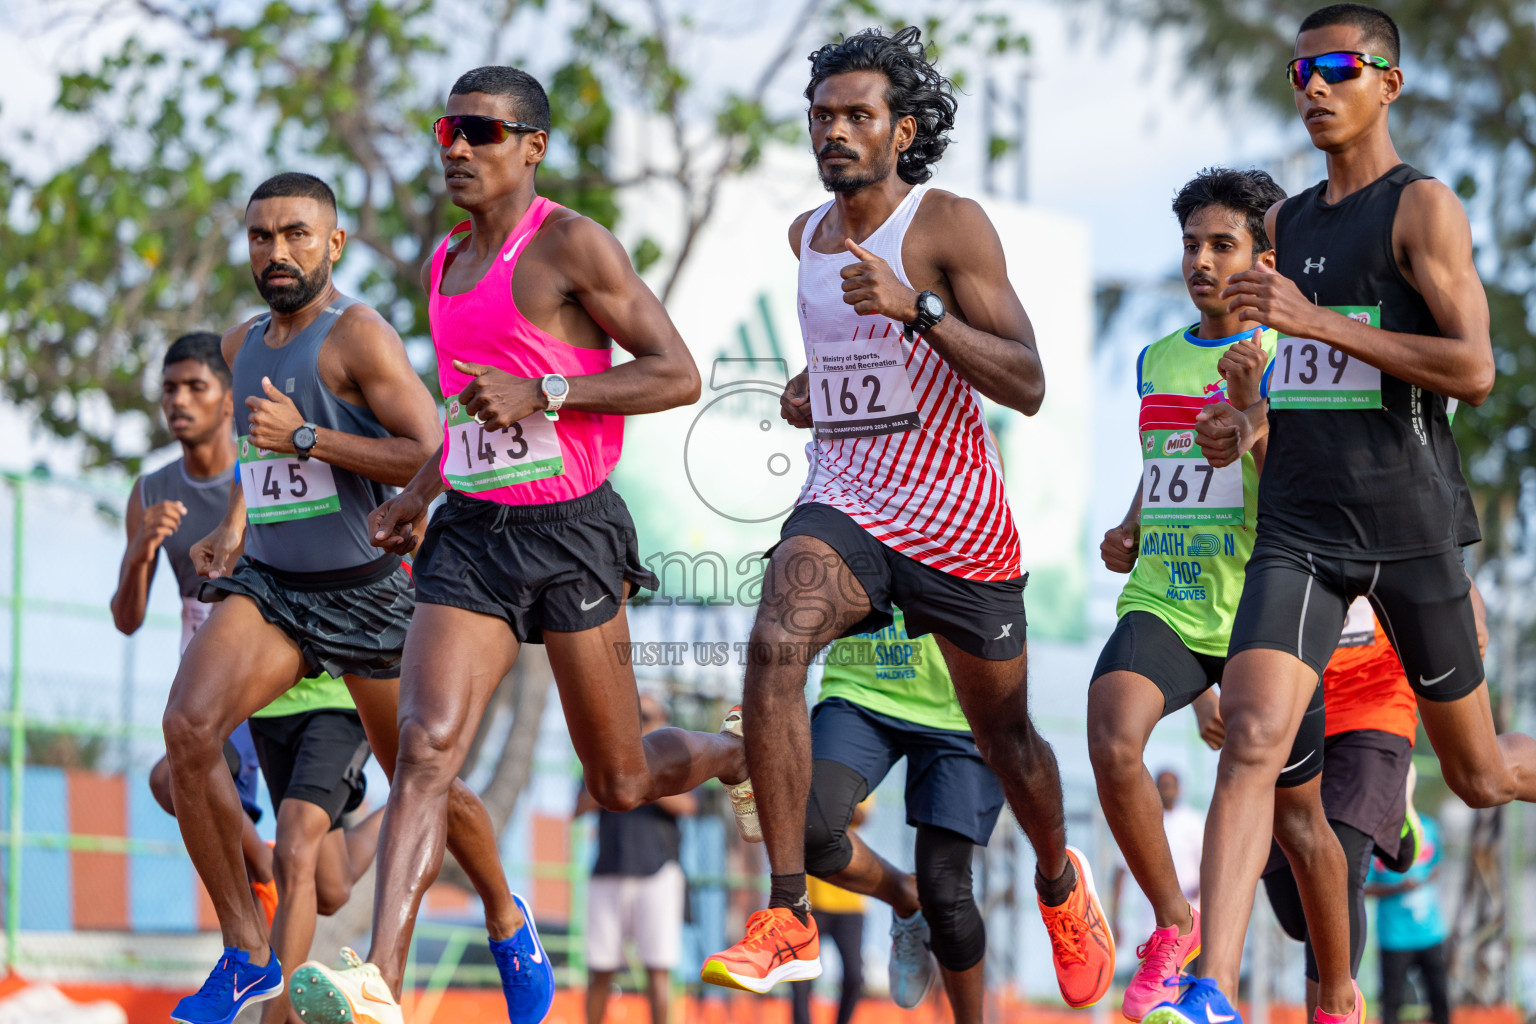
[906,290,947,338]
[292,422,319,461]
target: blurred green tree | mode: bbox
[0,0,1025,471]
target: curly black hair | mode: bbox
[1172,167,1287,254]
[805,26,957,185]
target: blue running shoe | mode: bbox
[1143,975,1244,1024]
[171,946,283,1024]
[489,893,556,1024]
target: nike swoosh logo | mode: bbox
[1207,1007,1236,1023]
[502,234,535,263]
[580,595,609,611]
[232,977,266,1002]
[529,945,544,965]
[1418,667,1456,687]
[361,979,394,1004]
[1282,750,1314,774]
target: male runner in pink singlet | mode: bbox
[291,66,752,1024]
[702,27,1116,1007]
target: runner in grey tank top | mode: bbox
[109,332,275,911]
[162,172,524,1024]
[232,295,396,573]
[139,458,229,646]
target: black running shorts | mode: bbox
[1093,609,1324,788]
[1092,610,1224,716]
[201,554,413,680]
[1229,538,1483,702]
[413,482,659,644]
[248,710,370,830]
[773,502,1027,661]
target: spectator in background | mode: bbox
[576,695,696,1024]
[792,801,871,1024]
[1110,760,1207,947]
[1367,813,1451,1024]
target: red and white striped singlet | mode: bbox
[795,185,1022,582]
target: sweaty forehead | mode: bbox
[163,359,218,384]
[1294,23,1369,58]
[246,195,335,230]
[446,91,522,121]
[1184,204,1252,242]
[811,70,891,112]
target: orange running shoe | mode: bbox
[251,878,279,930]
[701,907,822,993]
[1038,845,1116,1008]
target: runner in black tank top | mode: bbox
[1146,10,1536,1024]
[160,173,527,1024]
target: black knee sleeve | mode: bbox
[915,825,986,972]
[804,760,869,878]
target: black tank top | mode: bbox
[1266,163,1476,558]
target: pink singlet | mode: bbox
[429,197,622,506]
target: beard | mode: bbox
[255,261,329,314]
[817,138,896,195]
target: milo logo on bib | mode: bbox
[1271,306,1382,410]
[1162,431,1195,456]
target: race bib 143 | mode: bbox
[443,399,564,492]
[238,435,341,524]
[1140,428,1244,526]
[1270,306,1382,409]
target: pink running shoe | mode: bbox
[1122,907,1201,1022]
[1314,980,1365,1024]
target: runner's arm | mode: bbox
[1100,485,1141,573]
[556,216,702,415]
[924,198,1044,415]
[111,480,159,634]
[1220,189,1494,404]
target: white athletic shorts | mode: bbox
[585,861,686,971]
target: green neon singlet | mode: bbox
[1115,325,1277,657]
[817,609,970,733]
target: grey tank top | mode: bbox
[140,456,233,650]
[232,296,396,572]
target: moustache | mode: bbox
[263,264,304,282]
[1188,275,1218,288]
[818,144,858,162]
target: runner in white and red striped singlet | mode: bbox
[703,25,1116,1008]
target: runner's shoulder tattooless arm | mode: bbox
[314,306,442,487]
[1277,181,1493,404]
[918,195,1044,415]
[110,478,155,635]
[556,214,702,415]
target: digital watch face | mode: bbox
[545,376,569,398]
